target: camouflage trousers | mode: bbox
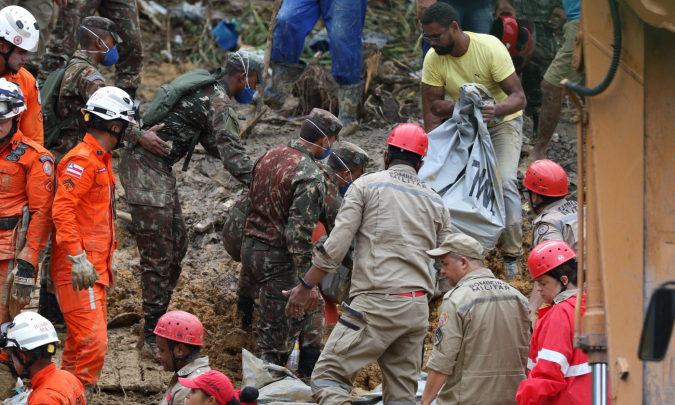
[39,0,143,92]
[118,147,188,323]
[241,237,313,366]
[0,0,55,74]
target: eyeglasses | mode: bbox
[422,27,449,43]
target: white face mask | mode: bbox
[300,119,332,159]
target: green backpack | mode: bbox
[143,68,224,171]
[41,67,75,149]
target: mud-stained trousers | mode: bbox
[119,147,188,334]
[54,283,108,386]
[0,260,15,324]
[311,293,429,405]
[241,237,310,366]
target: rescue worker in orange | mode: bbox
[0,6,43,145]
[50,86,138,392]
[0,77,53,396]
[1,312,86,404]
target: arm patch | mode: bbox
[86,74,105,83]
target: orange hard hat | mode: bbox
[387,123,428,156]
[523,159,569,197]
[528,240,577,280]
[154,310,204,346]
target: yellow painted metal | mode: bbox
[624,0,675,33]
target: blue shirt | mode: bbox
[563,0,581,21]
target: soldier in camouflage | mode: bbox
[119,51,264,356]
[240,108,340,366]
[38,0,143,96]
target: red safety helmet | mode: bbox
[523,159,569,197]
[154,310,204,346]
[491,14,534,72]
[528,240,577,280]
[387,123,428,157]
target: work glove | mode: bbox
[67,251,99,291]
[7,259,35,306]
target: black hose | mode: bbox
[563,0,622,96]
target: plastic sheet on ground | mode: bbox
[361,372,436,405]
[419,83,506,249]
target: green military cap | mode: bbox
[81,16,121,44]
[426,233,485,260]
[227,50,265,87]
[308,108,343,135]
[334,141,369,168]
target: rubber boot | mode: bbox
[504,256,520,280]
[263,61,306,109]
[141,315,161,361]
[236,296,255,333]
[297,347,321,380]
[338,82,363,136]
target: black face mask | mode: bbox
[433,41,455,56]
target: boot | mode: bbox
[236,296,255,333]
[297,347,321,379]
[263,61,306,109]
[338,82,363,136]
[140,315,161,361]
[504,256,520,280]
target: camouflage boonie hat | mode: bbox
[81,16,121,44]
[227,51,265,87]
[334,141,369,168]
[308,108,343,135]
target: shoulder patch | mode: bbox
[62,178,75,192]
[86,73,105,83]
[39,155,54,163]
[537,224,549,235]
[438,311,449,326]
[42,160,53,176]
[64,162,84,178]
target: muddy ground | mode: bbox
[32,1,579,403]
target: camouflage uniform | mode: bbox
[118,74,254,342]
[0,0,55,74]
[38,0,143,94]
[240,109,340,366]
[512,0,563,116]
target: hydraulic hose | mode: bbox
[563,0,621,96]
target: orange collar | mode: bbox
[83,133,110,161]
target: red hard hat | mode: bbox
[154,310,204,346]
[491,14,534,72]
[523,159,569,197]
[387,123,428,156]
[528,240,577,280]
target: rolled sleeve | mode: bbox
[426,299,463,376]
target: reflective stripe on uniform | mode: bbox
[367,182,443,205]
[88,287,96,310]
[531,349,591,378]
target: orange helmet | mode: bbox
[523,159,569,197]
[387,123,428,156]
[491,14,534,72]
[528,240,577,280]
[154,310,203,346]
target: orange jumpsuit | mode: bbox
[2,68,43,145]
[0,130,54,324]
[27,363,86,405]
[50,133,116,387]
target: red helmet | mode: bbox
[528,240,577,280]
[491,14,534,72]
[387,123,428,157]
[523,159,569,197]
[154,310,204,346]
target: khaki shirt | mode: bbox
[313,164,452,296]
[533,198,579,252]
[159,356,210,405]
[427,268,531,405]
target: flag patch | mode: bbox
[65,162,84,178]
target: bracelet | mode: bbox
[299,276,313,290]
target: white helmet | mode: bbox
[4,312,59,352]
[0,6,40,52]
[0,77,25,119]
[82,86,138,124]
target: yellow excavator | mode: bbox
[565,0,674,403]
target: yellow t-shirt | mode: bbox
[422,32,522,123]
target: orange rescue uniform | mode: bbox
[28,363,86,405]
[3,68,43,145]
[0,130,54,323]
[50,133,116,386]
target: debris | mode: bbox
[194,219,214,233]
[107,312,142,329]
[292,53,339,116]
[241,349,314,403]
[309,29,329,53]
[171,2,206,24]
[212,20,239,51]
[116,210,132,223]
[264,0,286,84]
[363,31,395,49]
[138,0,167,29]
[241,106,269,139]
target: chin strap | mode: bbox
[0,45,18,75]
[168,341,199,373]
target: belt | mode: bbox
[0,217,19,230]
[391,290,426,297]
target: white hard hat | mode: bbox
[4,312,59,351]
[0,6,40,52]
[83,86,138,124]
[0,77,25,119]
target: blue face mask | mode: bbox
[339,181,352,196]
[332,152,354,196]
[101,46,119,66]
[235,86,255,104]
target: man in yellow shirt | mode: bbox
[420,2,526,277]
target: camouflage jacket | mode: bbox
[513,0,563,23]
[244,140,327,274]
[57,50,106,142]
[151,79,253,185]
[318,164,342,234]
